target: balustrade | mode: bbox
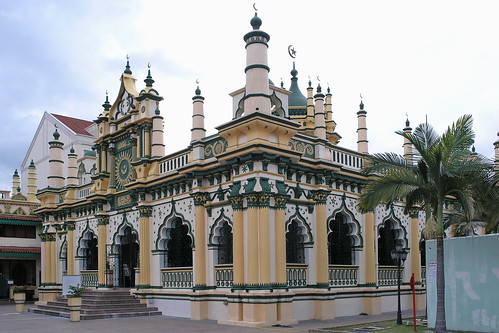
[161,267,193,288]
[80,270,98,288]
[328,265,359,287]
[286,264,308,287]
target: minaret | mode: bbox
[67,146,78,186]
[12,169,20,196]
[145,68,165,158]
[191,84,206,142]
[48,127,65,188]
[314,83,326,140]
[243,11,271,115]
[306,78,314,129]
[403,118,413,164]
[356,99,369,154]
[27,160,37,201]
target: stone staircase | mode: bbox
[30,289,161,320]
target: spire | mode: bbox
[403,116,413,163]
[124,55,132,74]
[102,91,111,111]
[144,63,155,87]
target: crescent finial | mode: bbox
[196,78,199,85]
[105,89,108,96]
[360,93,363,99]
[288,45,297,59]
[126,54,129,60]
[253,3,258,11]
[147,62,151,69]
[317,76,320,82]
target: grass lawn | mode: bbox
[324,320,479,332]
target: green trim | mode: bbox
[0,219,41,226]
[244,64,270,73]
[0,252,40,259]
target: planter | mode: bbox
[67,296,82,322]
[13,293,26,313]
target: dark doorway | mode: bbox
[328,214,353,265]
[119,227,139,288]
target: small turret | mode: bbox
[403,118,413,163]
[67,146,78,186]
[356,98,369,154]
[314,83,326,141]
[191,83,206,142]
[12,169,20,197]
[48,127,65,188]
[27,160,38,201]
[494,132,499,172]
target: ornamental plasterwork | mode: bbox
[375,204,410,229]
[76,218,97,238]
[289,139,314,158]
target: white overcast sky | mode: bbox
[1,0,498,191]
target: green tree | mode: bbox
[358,114,493,333]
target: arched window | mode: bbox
[60,241,67,274]
[217,221,233,265]
[166,218,193,267]
[286,220,305,264]
[328,213,353,265]
[420,235,426,266]
[77,163,86,185]
[81,231,98,270]
[378,220,398,266]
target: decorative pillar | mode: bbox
[143,123,152,158]
[274,196,288,286]
[258,194,271,284]
[409,211,421,282]
[363,211,381,314]
[191,193,208,320]
[101,143,108,172]
[138,206,152,288]
[108,142,116,189]
[230,197,244,286]
[247,195,259,285]
[66,222,76,275]
[96,215,109,287]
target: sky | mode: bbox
[1,0,498,191]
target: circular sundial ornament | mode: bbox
[141,105,146,113]
[116,150,134,188]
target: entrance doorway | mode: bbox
[118,226,138,288]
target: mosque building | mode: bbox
[31,10,435,326]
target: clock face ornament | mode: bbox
[116,150,134,188]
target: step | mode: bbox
[81,307,159,315]
[80,311,162,320]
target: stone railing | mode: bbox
[328,265,359,287]
[161,267,193,288]
[330,147,365,171]
[286,264,308,288]
[378,266,404,286]
[215,264,233,288]
[80,270,98,288]
[159,152,190,174]
[421,266,426,285]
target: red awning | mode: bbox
[0,246,41,254]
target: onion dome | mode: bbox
[288,62,307,107]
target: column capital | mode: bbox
[274,195,290,210]
[96,215,110,226]
[40,233,56,242]
[310,189,330,205]
[229,196,244,211]
[138,206,153,217]
[190,192,207,206]
[66,221,76,231]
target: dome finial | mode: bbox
[250,4,262,30]
[359,93,364,110]
[124,54,132,74]
[144,62,155,87]
[53,125,60,140]
[195,79,201,96]
[102,90,111,111]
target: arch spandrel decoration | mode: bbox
[328,196,364,249]
[376,205,409,249]
[110,213,140,253]
[285,205,313,245]
[76,219,98,257]
[208,207,232,246]
[154,200,194,251]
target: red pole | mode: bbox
[410,273,416,331]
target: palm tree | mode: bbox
[358,114,493,333]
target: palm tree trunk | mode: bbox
[435,199,447,333]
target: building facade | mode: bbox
[34,12,430,326]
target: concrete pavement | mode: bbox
[0,301,425,333]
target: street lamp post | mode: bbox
[391,243,408,325]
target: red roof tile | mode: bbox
[52,114,93,136]
[0,246,41,254]
[0,214,41,222]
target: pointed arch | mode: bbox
[377,208,408,266]
[59,236,68,274]
[208,208,233,265]
[285,207,313,264]
[270,91,285,117]
[155,202,193,268]
[76,220,98,270]
[110,213,140,251]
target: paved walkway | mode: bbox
[0,301,425,333]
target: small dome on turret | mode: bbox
[250,12,262,30]
[102,92,111,111]
[29,160,35,168]
[288,62,307,107]
[195,85,201,96]
[13,169,19,177]
[144,66,155,87]
[53,128,60,140]
[124,56,132,74]
[359,100,364,110]
[406,118,410,127]
[70,145,75,154]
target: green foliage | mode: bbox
[13,286,26,294]
[67,284,85,297]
